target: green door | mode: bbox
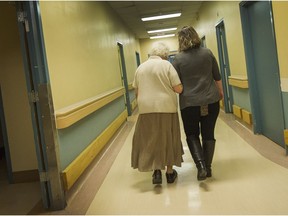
[240,1,285,147]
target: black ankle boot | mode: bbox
[206,168,212,177]
[186,136,207,181]
[203,140,216,178]
[152,169,162,184]
[196,161,207,181]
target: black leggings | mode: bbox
[180,101,220,141]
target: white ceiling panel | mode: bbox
[108,1,203,39]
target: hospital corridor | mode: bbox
[0,1,288,215]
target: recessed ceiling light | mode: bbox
[148,27,177,34]
[150,34,175,39]
[142,13,181,21]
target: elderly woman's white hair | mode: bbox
[149,42,170,59]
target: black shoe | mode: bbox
[206,168,212,177]
[197,167,207,181]
[197,161,207,181]
[166,169,178,183]
[152,170,162,184]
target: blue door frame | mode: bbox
[16,1,66,210]
[118,42,132,116]
[240,1,285,149]
[240,1,262,133]
[216,20,233,113]
[136,51,141,67]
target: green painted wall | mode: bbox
[58,97,125,170]
[232,88,251,112]
[282,92,288,128]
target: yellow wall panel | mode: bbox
[273,1,288,79]
[242,109,252,125]
[233,105,242,119]
[228,76,249,89]
[194,1,247,79]
[40,1,140,110]
[284,129,288,145]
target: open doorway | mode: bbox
[0,2,38,184]
[0,2,66,211]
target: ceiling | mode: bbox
[107,1,203,39]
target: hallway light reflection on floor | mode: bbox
[188,186,201,209]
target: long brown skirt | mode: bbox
[131,112,183,172]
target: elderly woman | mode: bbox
[131,42,183,185]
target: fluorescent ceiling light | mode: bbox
[150,34,175,39]
[148,27,177,34]
[142,13,181,21]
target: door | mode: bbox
[201,36,207,48]
[216,20,233,113]
[136,51,141,67]
[240,1,285,147]
[0,86,13,183]
[117,42,132,116]
[16,2,66,209]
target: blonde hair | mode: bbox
[177,26,201,52]
[149,42,170,59]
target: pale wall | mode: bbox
[0,2,38,171]
[272,1,288,92]
[194,1,247,77]
[39,1,140,110]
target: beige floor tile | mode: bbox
[0,181,41,214]
[86,115,288,215]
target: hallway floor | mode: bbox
[1,111,288,215]
[85,111,288,215]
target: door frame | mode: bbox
[135,51,141,67]
[16,1,66,210]
[117,42,132,116]
[215,19,234,113]
[239,1,284,136]
[239,1,261,133]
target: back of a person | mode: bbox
[171,25,224,181]
[173,47,219,107]
[131,42,183,185]
[135,57,177,114]
[177,47,213,78]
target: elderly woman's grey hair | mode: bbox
[149,42,170,59]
